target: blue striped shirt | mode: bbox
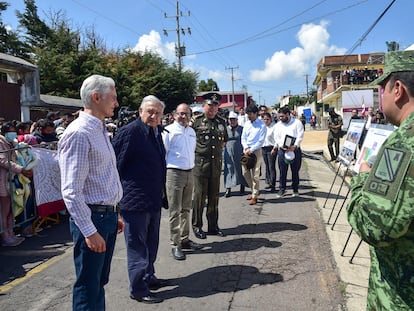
[58,111,123,237]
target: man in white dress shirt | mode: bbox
[271,106,304,198]
[163,103,203,261]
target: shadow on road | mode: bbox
[0,217,72,286]
[157,265,283,300]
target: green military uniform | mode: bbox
[327,111,343,161]
[191,113,228,232]
[347,112,414,310]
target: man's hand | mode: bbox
[244,147,252,155]
[117,216,125,234]
[85,232,106,253]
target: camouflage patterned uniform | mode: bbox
[347,112,414,310]
[191,113,228,232]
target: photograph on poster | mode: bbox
[353,124,395,173]
[338,119,366,166]
[342,90,374,130]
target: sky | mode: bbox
[2,0,413,106]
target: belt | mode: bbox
[87,204,118,213]
[167,167,192,172]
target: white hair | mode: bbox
[140,95,165,111]
[80,74,115,108]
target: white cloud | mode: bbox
[131,30,176,62]
[250,21,346,82]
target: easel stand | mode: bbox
[322,162,343,209]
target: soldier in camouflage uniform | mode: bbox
[347,50,414,310]
[190,92,228,239]
[327,107,343,161]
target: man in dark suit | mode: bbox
[112,95,167,304]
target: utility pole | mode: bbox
[163,1,190,71]
[225,66,239,111]
[257,90,262,106]
[304,74,310,104]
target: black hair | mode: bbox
[245,104,259,113]
[388,71,414,97]
[278,106,291,115]
[1,121,16,135]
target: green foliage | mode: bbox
[2,0,199,114]
[198,78,219,92]
[0,1,30,58]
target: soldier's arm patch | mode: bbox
[363,147,412,202]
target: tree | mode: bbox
[16,0,52,50]
[198,78,219,92]
[0,2,29,58]
[14,0,199,111]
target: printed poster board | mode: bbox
[353,124,395,173]
[338,119,366,166]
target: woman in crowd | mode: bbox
[223,111,247,197]
[0,121,33,246]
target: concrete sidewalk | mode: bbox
[301,129,369,311]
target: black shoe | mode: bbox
[239,185,245,194]
[208,228,226,237]
[275,190,286,198]
[171,247,186,260]
[148,279,170,290]
[181,239,204,250]
[193,227,207,239]
[130,294,163,304]
[269,187,276,193]
[224,188,231,198]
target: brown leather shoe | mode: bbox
[249,198,257,205]
[246,195,252,200]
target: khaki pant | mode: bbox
[242,149,263,198]
[166,168,194,246]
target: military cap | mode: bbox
[202,92,222,105]
[371,50,414,85]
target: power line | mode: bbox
[345,0,397,55]
[186,0,369,56]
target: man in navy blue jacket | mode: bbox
[112,95,167,304]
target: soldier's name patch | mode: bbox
[364,146,412,202]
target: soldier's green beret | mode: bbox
[371,50,414,85]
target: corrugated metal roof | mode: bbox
[39,94,83,108]
[0,53,37,72]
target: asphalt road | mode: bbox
[0,151,349,311]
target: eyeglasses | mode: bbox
[175,112,190,116]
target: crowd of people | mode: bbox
[2,49,413,311]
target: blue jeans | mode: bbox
[277,148,302,192]
[122,210,161,298]
[70,211,118,311]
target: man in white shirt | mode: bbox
[241,104,267,205]
[271,106,304,198]
[163,103,203,261]
[261,112,277,192]
[237,107,248,126]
